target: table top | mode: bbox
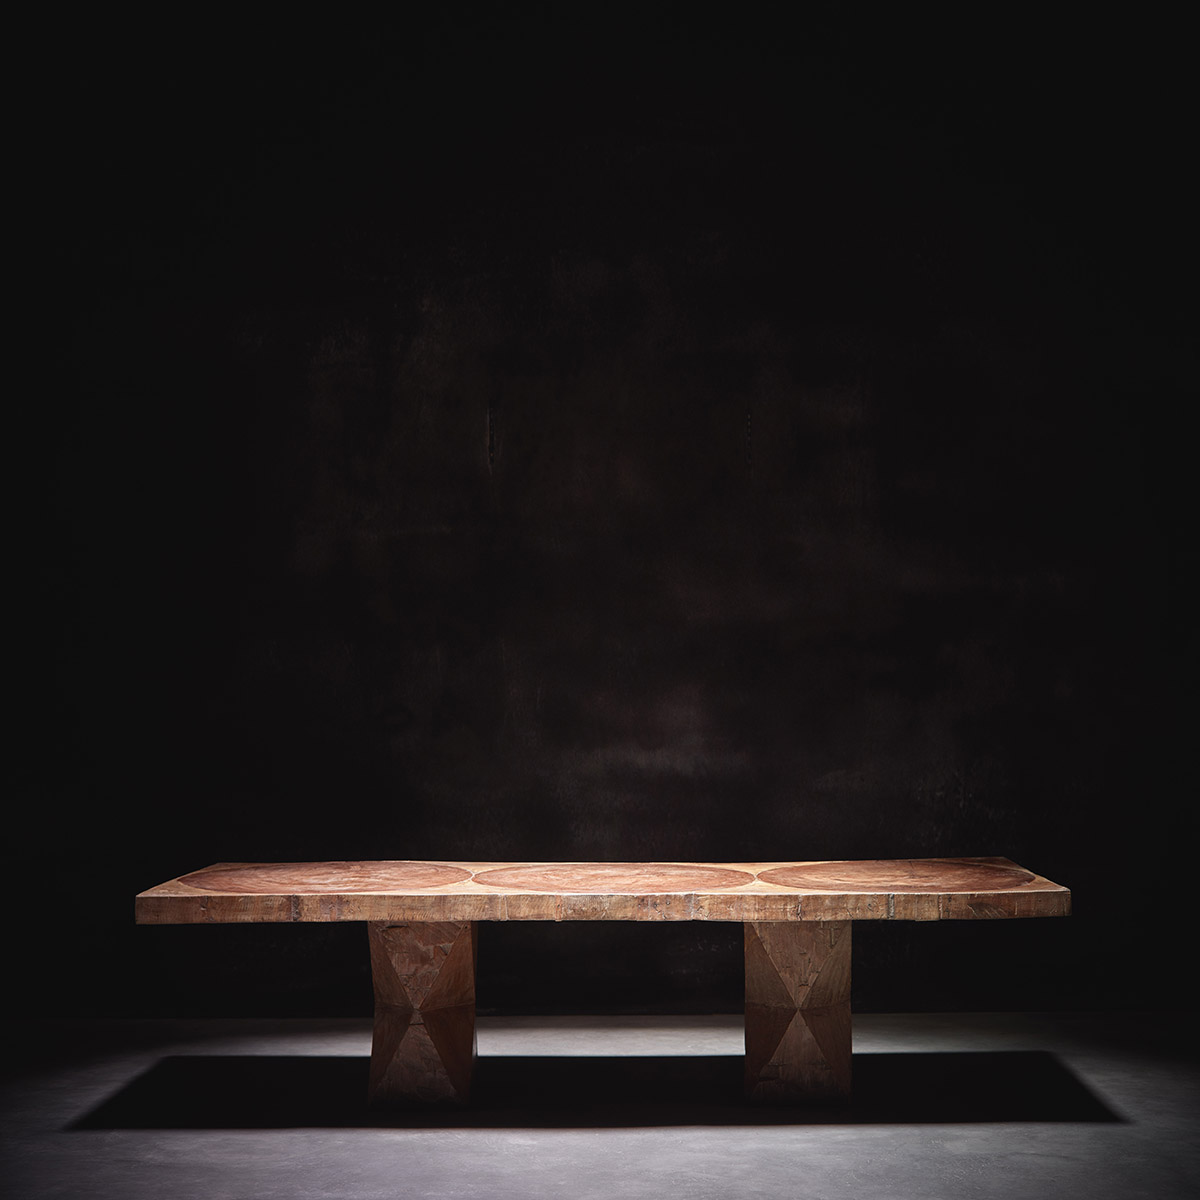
[135,857,1070,923]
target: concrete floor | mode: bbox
[2,1012,1196,1199]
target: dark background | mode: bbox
[17,10,1191,1018]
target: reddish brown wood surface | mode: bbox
[136,857,1070,924]
[472,863,755,892]
[367,921,477,1107]
[757,859,1035,892]
[182,861,474,893]
[745,921,852,1102]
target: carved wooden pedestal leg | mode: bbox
[744,920,852,1103]
[367,921,477,1107]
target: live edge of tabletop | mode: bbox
[135,857,1070,924]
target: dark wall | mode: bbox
[19,12,1190,1017]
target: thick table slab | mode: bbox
[136,858,1069,1107]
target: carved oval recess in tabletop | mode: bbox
[757,859,1035,893]
[473,863,755,893]
[179,861,473,893]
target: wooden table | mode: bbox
[136,857,1069,1107]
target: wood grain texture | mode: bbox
[184,861,473,893]
[472,862,755,892]
[757,859,1034,892]
[367,921,477,1107]
[135,857,1070,925]
[745,921,852,1102]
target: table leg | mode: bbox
[744,920,852,1102]
[367,920,477,1106]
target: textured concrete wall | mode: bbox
[23,14,1188,1015]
